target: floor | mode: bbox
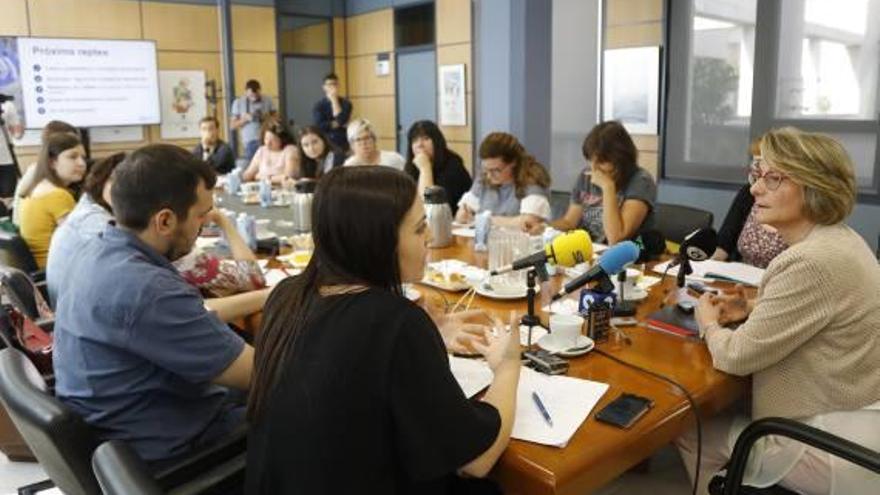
[2,444,692,495]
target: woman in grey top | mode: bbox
[455,132,551,234]
[551,121,656,244]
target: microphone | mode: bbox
[675,228,718,287]
[490,230,592,275]
[552,241,641,300]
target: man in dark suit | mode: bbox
[312,73,353,153]
[192,116,236,174]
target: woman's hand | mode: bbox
[414,152,432,172]
[435,309,490,354]
[591,166,615,191]
[520,215,545,235]
[696,293,722,330]
[455,205,474,224]
[709,285,752,325]
[471,312,522,372]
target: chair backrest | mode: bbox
[0,229,39,275]
[0,266,42,321]
[653,203,714,245]
[0,348,101,495]
[92,441,163,495]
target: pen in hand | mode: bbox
[531,391,553,427]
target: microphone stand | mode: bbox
[676,252,692,288]
[522,263,548,348]
[613,270,636,316]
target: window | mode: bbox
[665,0,880,199]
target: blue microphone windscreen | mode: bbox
[597,241,641,275]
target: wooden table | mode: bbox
[421,236,748,495]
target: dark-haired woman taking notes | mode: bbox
[246,166,520,494]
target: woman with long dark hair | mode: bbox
[246,166,520,494]
[403,120,472,213]
[297,125,345,178]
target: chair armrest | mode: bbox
[92,441,163,495]
[721,417,880,495]
[153,425,247,492]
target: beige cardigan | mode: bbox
[705,223,880,419]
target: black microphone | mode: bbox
[551,241,641,301]
[675,228,717,287]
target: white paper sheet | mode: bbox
[449,355,494,398]
[652,259,765,287]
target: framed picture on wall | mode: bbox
[159,70,206,140]
[439,64,467,126]
[602,46,660,135]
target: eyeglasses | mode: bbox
[353,135,374,144]
[484,164,511,176]
[747,159,787,191]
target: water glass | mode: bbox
[488,227,530,288]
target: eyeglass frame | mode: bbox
[483,162,512,176]
[747,158,788,191]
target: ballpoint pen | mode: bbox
[531,391,554,427]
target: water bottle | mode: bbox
[245,214,258,251]
[226,170,241,195]
[473,210,491,252]
[259,178,272,208]
[236,213,257,251]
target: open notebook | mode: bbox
[449,357,609,448]
[652,259,765,287]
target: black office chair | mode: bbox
[709,417,880,495]
[93,435,247,495]
[0,229,44,283]
[653,203,714,246]
[0,266,53,331]
[0,347,247,495]
[0,348,101,495]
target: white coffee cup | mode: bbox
[240,182,260,195]
[549,314,584,349]
[612,268,642,295]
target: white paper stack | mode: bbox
[449,360,610,448]
[652,259,765,287]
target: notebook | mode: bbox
[644,305,700,340]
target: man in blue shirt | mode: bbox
[52,144,253,463]
[230,79,275,162]
[312,73,352,153]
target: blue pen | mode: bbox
[531,391,554,427]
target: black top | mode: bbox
[245,287,500,495]
[312,97,353,152]
[404,153,473,214]
[192,140,236,174]
[717,184,754,262]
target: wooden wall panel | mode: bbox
[606,23,663,48]
[345,9,393,57]
[640,151,658,178]
[142,3,219,52]
[28,0,142,39]
[437,43,473,93]
[333,17,346,55]
[606,0,663,26]
[231,5,277,52]
[437,0,471,45]
[233,51,280,99]
[377,138,396,153]
[632,135,659,152]
[346,54,394,97]
[280,22,331,56]
[157,52,224,91]
[349,96,396,139]
[0,0,29,35]
[334,57,348,96]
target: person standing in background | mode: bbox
[312,73,352,153]
[230,80,275,162]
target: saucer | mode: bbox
[475,282,539,300]
[452,227,475,238]
[536,334,595,357]
[619,287,648,302]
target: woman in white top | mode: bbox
[342,118,405,170]
[454,132,551,234]
[679,127,880,495]
[241,119,301,183]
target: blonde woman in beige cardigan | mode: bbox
[678,127,880,495]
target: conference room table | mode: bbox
[419,235,749,495]
[218,191,749,495]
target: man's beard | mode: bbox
[165,226,198,261]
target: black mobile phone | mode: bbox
[595,393,653,429]
[687,281,718,296]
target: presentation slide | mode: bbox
[17,37,160,129]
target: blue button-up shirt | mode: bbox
[53,224,245,462]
